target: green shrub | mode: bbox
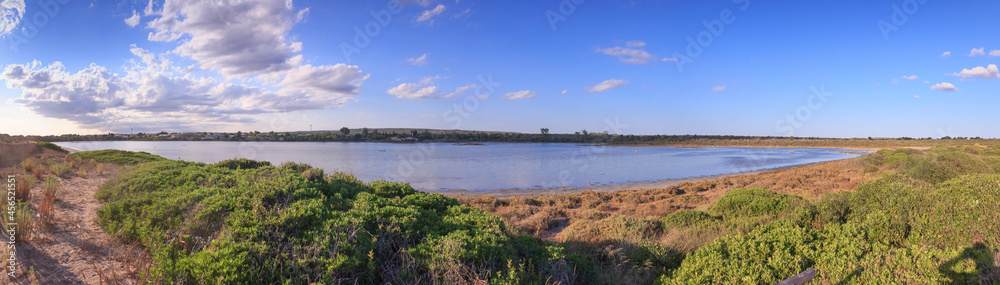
[95,155,570,284]
[860,211,910,245]
[278,161,313,173]
[213,158,271,170]
[36,141,67,153]
[709,188,800,219]
[660,210,719,230]
[70,149,164,164]
[816,191,851,225]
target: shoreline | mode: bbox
[430,156,869,198]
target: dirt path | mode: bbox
[2,163,146,284]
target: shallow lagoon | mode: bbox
[57,141,864,191]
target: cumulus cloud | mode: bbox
[146,0,309,78]
[387,76,480,100]
[586,79,628,93]
[968,47,985,57]
[930,82,958,92]
[952,64,1000,79]
[3,0,374,132]
[711,85,726,92]
[416,4,446,23]
[0,0,25,36]
[407,53,429,66]
[125,10,141,27]
[3,50,368,131]
[387,76,441,99]
[626,41,646,48]
[991,50,1000,57]
[596,46,657,64]
[902,75,918,80]
[503,90,535,100]
[941,51,951,57]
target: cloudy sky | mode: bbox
[1,0,999,137]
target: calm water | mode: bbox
[56,141,864,191]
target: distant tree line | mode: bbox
[5,128,993,145]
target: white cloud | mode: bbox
[891,78,900,84]
[444,84,476,98]
[144,0,156,16]
[503,90,536,100]
[561,90,568,94]
[277,63,370,97]
[586,79,628,93]
[990,50,1000,57]
[387,76,474,99]
[626,41,646,48]
[914,95,920,99]
[952,64,1000,79]
[968,47,985,57]
[416,4,446,23]
[711,85,726,92]
[146,0,309,78]
[941,51,951,57]
[125,10,141,27]
[662,57,678,62]
[902,75,918,80]
[0,0,25,36]
[596,46,657,64]
[407,53,429,66]
[930,82,958,92]
[2,0,374,132]
[387,76,442,99]
[453,8,472,18]
[1,51,368,132]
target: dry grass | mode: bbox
[456,157,881,247]
[39,177,58,227]
[14,175,35,202]
[14,202,34,243]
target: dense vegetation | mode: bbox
[94,151,572,284]
[658,146,1000,283]
[88,146,1000,283]
[70,149,165,164]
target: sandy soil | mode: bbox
[1,156,144,284]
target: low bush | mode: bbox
[36,141,67,153]
[94,154,572,284]
[213,158,271,170]
[70,149,164,165]
[708,187,801,219]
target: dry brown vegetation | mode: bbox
[457,157,880,241]
[0,142,139,284]
[454,157,885,283]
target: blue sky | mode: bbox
[1,0,999,138]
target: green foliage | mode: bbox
[95,154,570,284]
[213,158,271,170]
[660,210,719,230]
[709,188,801,219]
[662,147,1000,283]
[70,149,165,164]
[36,141,67,153]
